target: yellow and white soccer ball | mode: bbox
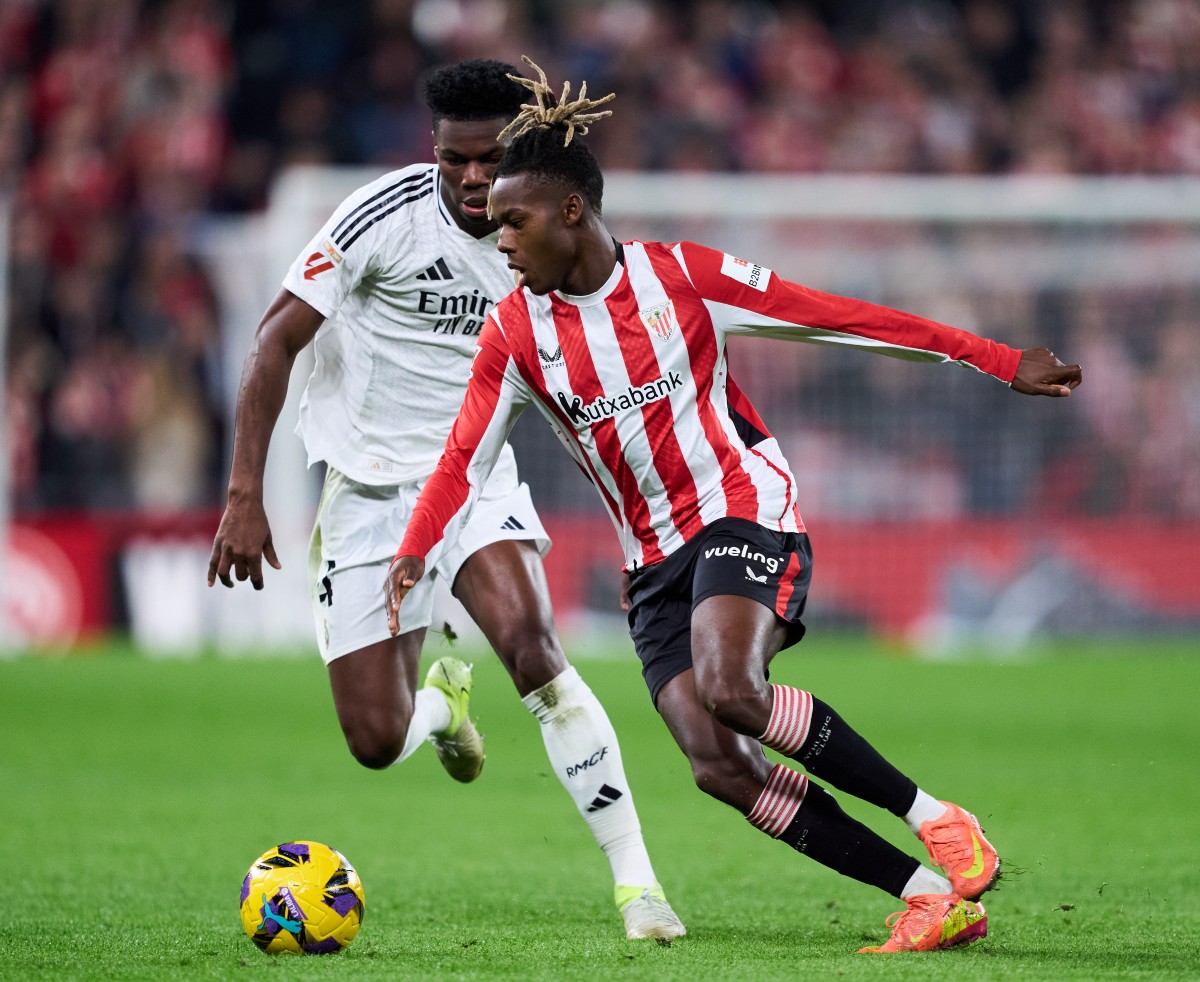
[239,841,365,955]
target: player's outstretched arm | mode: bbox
[1010,346,1083,398]
[385,555,426,636]
[208,289,325,590]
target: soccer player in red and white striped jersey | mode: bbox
[386,61,1082,954]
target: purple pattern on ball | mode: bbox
[326,890,361,916]
[280,843,310,858]
[303,938,344,954]
[240,874,251,905]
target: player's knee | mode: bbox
[345,733,403,770]
[341,710,408,770]
[695,676,770,736]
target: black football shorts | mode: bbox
[625,517,813,705]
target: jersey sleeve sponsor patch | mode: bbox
[720,253,771,292]
[302,239,344,280]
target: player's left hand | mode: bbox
[385,555,425,636]
[619,571,632,612]
[1011,347,1082,397]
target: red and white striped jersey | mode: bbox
[397,239,1021,571]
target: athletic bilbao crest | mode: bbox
[640,300,678,342]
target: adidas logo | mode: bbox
[500,515,525,532]
[415,257,453,281]
[586,783,624,813]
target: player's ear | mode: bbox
[560,192,585,227]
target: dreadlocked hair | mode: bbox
[492,56,615,215]
[422,59,528,123]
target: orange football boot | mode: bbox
[858,893,987,954]
[918,801,1000,900]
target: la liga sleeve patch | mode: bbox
[720,253,772,292]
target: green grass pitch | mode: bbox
[1,637,1198,980]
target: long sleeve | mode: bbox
[671,241,1022,383]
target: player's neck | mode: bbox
[560,223,616,296]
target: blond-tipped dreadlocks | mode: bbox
[497,56,615,148]
[491,57,613,215]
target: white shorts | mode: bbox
[307,448,550,663]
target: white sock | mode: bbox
[390,687,451,766]
[522,666,659,890]
[904,789,947,834]
[901,865,954,899]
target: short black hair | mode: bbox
[422,59,527,124]
[493,125,605,214]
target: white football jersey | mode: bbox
[283,164,518,485]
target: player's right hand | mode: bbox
[207,495,281,590]
[385,555,425,636]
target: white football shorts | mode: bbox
[307,448,550,663]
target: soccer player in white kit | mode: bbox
[207,60,684,941]
[387,61,1083,954]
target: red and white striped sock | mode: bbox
[757,684,813,756]
[746,763,809,838]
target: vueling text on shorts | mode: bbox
[705,542,781,574]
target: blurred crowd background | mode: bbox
[3,0,1200,519]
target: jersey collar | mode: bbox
[552,241,626,307]
[434,169,455,227]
